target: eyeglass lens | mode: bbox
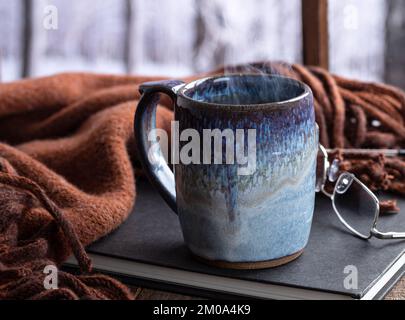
[333,173,378,238]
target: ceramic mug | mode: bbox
[135,74,319,269]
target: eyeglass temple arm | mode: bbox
[371,228,405,240]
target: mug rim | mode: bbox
[176,73,312,111]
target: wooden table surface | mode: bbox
[132,276,405,300]
[133,288,198,300]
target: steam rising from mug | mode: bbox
[184,70,305,106]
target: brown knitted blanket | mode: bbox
[0,63,404,300]
[0,73,174,299]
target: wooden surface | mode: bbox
[0,0,393,83]
[133,288,200,300]
[385,277,405,300]
[302,0,329,69]
[385,0,405,89]
[328,0,387,82]
[0,0,303,80]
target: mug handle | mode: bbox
[134,80,184,214]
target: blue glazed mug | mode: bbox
[135,74,319,269]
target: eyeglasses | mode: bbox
[317,145,405,240]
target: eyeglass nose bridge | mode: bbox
[328,159,340,182]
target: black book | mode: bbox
[65,179,405,300]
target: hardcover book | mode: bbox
[66,179,405,300]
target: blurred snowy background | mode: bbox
[0,0,404,88]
